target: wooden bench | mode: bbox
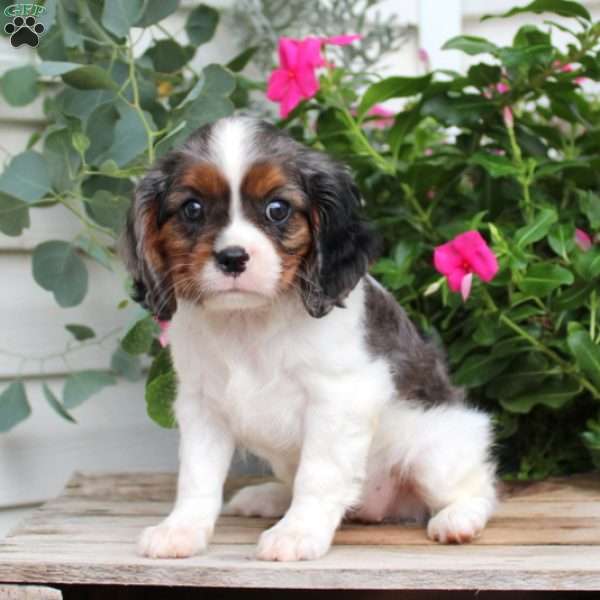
[0,472,599,597]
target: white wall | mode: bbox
[0,0,598,526]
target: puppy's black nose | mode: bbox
[214,246,249,275]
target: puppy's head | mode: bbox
[121,117,379,320]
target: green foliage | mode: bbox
[280,5,600,477]
[0,0,238,429]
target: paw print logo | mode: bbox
[4,16,45,48]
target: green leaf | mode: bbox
[84,191,129,234]
[135,0,180,26]
[43,128,81,191]
[469,152,520,178]
[121,315,158,355]
[442,35,498,56]
[32,241,88,307]
[185,3,219,45]
[63,370,117,409]
[453,352,510,387]
[102,0,144,37]
[108,105,155,167]
[357,75,432,119]
[0,193,29,236]
[148,347,174,383]
[226,46,258,72]
[515,208,558,248]
[1,65,38,107]
[65,324,95,341]
[145,40,195,73]
[43,383,76,423]
[573,248,600,281]
[548,223,575,259]
[84,103,119,166]
[0,382,30,433]
[487,353,550,399]
[111,347,143,382]
[180,64,236,105]
[500,379,581,414]
[0,151,51,203]
[518,263,574,296]
[62,66,118,91]
[74,236,114,270]
[577,190,600,229]
[568,329,600,389]
[483,0,591,21]
[146,371,177,428]
[554,282,594,311]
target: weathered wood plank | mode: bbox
[1,472,600,591]
[0,585,62,599]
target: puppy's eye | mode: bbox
[181,199,204,221]
[265,199,291,224]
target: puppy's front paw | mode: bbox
[138,522,211,558]
[256,521,332,561]
[427,499,490,544]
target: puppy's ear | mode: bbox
[120,154,178,320]
[299,155,380,318]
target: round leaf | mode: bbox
[0,151,51,203]
[135,0,180,26]
[186,4,219,46]
[1,65,38,107]
[111,347,143,382]
[145,40,195,73]
[102,0,144,38]
[32,241,89,307]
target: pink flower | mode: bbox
[574,76,587,86]
[366,105,395,128]
[433,231,499,301]
[496,82,510,94]
[502,106,514,128]
[155,319,170,347]
[267,37,323,118]
[553,60,574,73]
[267,35,361,118]
[418,48,430,69]
[575,228,593,251]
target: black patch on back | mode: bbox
[363,278,464,407]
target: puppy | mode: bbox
[122,116,497,561]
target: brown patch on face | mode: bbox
[180,162,229,200]
[242,162,288,201]
[277,213,313,291]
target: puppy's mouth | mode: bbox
[202,288,272,311]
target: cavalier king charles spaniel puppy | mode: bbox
[122,116,497,561]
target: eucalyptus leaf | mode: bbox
[63,370,117,409]
[1,65,38,107]
[32,241,88,307]
[135,0,180,26]
[0,193,29,236]
[62,66,118,91]
[43,383,76,423]
[102,0,144,38]
[65,324,95,341]
[0,151,51,203]
[186,4,219,45]
[111,347,143,382]
[0,382,30,433]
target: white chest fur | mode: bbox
[167,282,383,463]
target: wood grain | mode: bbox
[0,585,62,599]
[1,472,600,591]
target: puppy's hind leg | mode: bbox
[414,405,497,544]
[223,482,292,518]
